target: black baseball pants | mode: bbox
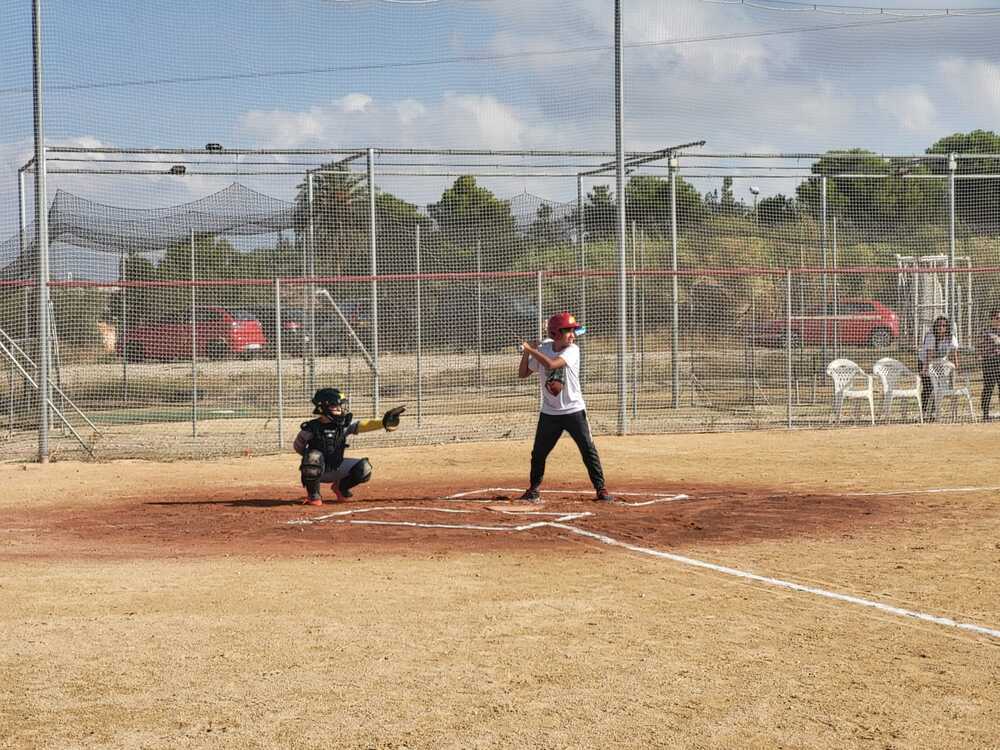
[529,410,605,490]
[982,357,1000,419]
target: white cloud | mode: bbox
[239,91,562,151]
[338,93,373,113]
[396,98,426,125]
[877,85,937,132]
[938,57,1000,122]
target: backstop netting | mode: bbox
[3,0,1000,459]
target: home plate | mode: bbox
[486,503,544,512]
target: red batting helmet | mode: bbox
[547,311,584,336]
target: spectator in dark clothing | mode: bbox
[980,309,1000,422]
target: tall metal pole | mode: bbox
[31,0,51,462]
[948,152,957,323]
[820,176,828,367]
[367,148,380,416]
[306,172,316,394]
[577,174,586,389]
[670,157,680,408]
[614,0,628,435]
[415,224,422,427]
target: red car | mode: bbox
[756,298,899,348]
[118,306,266,362]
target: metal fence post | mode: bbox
[670,157,680,409]
[537,270,544,411]
[948,152,957,323]
[18,168,28,343]
[120,247,128,401]
[275,277,284,448]
[577,174,586,387]
[833,216,839,359]
[786,269,793,429]
[614,0,628,435]
[415,224,422,427]
[306,171,316,395]
[367,147,380,416]
[631,220,638,419]
[476,235,483,390]
[31,0,51,463]
[821,176,829,368]
[190,229,197,438]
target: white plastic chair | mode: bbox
[927,358,975,422]
[826,358,875,425]
[873,357,923,423]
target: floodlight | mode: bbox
[205,143,223,152]
[168,165,187,175]
[749,186,760,196]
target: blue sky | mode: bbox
[4,0,1000,252]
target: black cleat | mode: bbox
[519,487,541,503]
[595,488,614,503]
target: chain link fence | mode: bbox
[3,146,998,460]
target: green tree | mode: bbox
[583,184,617,239]
[296,165,367,274]
[428,176,515,243]
[927,129,1000,228]
[528,202,567,246]
[796,149,945,231]
[624,174,706,234]
[296,162,432,274]
[757,194,798,226]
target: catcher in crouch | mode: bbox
[294,388,406,506]
[518,311,612,503]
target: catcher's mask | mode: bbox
[312,388,350,424]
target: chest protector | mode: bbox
[302,416,352,468]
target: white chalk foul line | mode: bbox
[547,522,1000,641]
[286,493,1000,640]
[839,485,1000,497]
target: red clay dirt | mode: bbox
[3,479,909,562]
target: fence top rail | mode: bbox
[3,264,993,291]
[38,147,1000,165]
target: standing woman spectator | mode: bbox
[979,309,1000,421]
[918,315,960,419]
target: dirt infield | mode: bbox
[2,426,999,748]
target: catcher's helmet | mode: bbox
[547,311,585,336]
[312,387,347,415]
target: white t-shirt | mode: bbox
[528,340,586,416]
[918,332,959,364]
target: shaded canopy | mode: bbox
[47,182,301,251]
[1,182,301,280]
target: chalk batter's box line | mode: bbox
[286,495,1000,642]
[288,505,593,530]
[444,487,691,507]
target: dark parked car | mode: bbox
[431,292,539,351]
[249,301,371,356]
